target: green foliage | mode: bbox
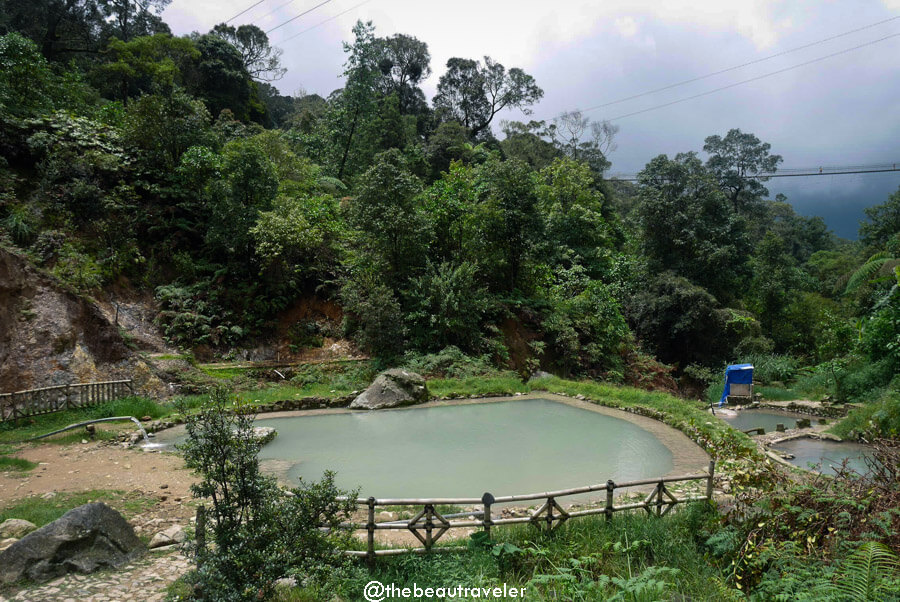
[636,152,750,300]
[405,261,490,351]
[859,186,900,248]
[401,346,496,378]
[544,272,629,375]
[0,32,57,117]
[155,283,243,348]
[834,541,900,601]
[177,389,357,601]
[734,352,797,384]
[832,389,900,440]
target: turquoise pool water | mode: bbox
[770,438,875,475]
[158,398,676,500]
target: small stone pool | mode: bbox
[717,409,814,434]
[155,397,704,501]
[770,438,875,475]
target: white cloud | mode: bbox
[614,16,639,38]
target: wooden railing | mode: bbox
[0,380,134,422]
[338,461,715,566]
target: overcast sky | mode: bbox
[163,0,900,238]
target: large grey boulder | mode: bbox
[350,369,429,410]
[0,502,144,585]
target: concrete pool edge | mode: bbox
[198,392,711,483]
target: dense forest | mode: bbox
[0,0,897,418]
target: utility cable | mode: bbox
[598,33,899,121]
[265,0,336,34]
[273,0,374,46]
[257,0,303,22]
[579,15,899,113]
[225,0,270,24]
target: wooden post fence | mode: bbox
[0,380,134,422]
[346,462,716,568]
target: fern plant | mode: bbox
[834,541,900,602]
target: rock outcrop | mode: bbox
[0,503,145,585]
[0,247,169,396]
[350,369,429,410]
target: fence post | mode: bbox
[366,497,376,570]
[605,480,614,520]
[706,460,716,502]
[482,492,494,537]
[657,481,664,516]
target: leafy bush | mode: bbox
[735,352,797,384]
[177,389,357,601]
[155,283,244,348]
[47,243,103,291]
[833,389,900,440]
[401,346,496,378]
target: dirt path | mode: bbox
[1,441,195,506]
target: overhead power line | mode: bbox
[258,0,303,22]
[607,164,900,182]
[579,15,899,113]
[225,0,270,24]
[273,0,374,46]
[596,32,900,122]
[265,0,336,34]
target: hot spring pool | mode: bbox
[770,438,875,475]
[156,397,702,500]
[718,409,813,433]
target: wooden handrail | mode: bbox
[335,460,716,567]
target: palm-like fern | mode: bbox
[845,251,899,295]
[834,541,900,602]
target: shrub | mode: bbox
[734,352,797,384]
[177,389,357,601]
[401,346,496,378]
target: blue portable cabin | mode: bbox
[719,364,754,406]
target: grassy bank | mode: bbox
[0,397,170,444]
[0,489,158,527]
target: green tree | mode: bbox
[0,0,103,61]
[0,32,58,117]
[434,56,543,138]
[98,0,171,42]
[636,152,750,299]
[193,33,265,122]
[211,23,285,82]
[626,273,731,366]
[178,390,355,602]
[347,149,426,285]
[477,158,543,292]
[748,232,813,350]
[499,120,559,171]
[703,128,782,212]
[538,157,615,278]
[205,137,279,266]
[330,20,381,179]
[406,261,489,351]
[93,33,199,102]
[123,88,213,171]
[421,161,478,261]
[374,33,430,115]
[860,186,900,249]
